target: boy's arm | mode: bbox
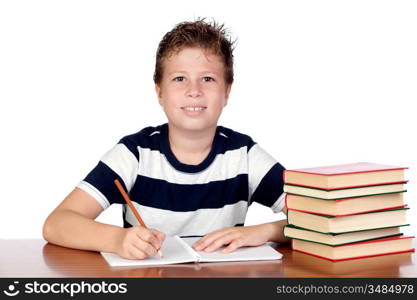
[43,188,164,259]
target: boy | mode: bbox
[43,19,289,260]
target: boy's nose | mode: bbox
[186,82,202,98]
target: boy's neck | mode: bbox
[167,124,216,165]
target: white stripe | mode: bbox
[77,181,110,209]
[247,144,277,198]
[101,143,139,192]
[125,200,248,236]
[137,146,248,184]
[219,132,228,138]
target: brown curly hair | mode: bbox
[153,18,236,85]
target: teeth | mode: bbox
[183,107,206,111]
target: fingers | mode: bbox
[136,227,163,251]
[125,243,148,260]
[119,227,166,260]
[192,230,229,251]
[193,229,240,252]
[150,229,166,244]
[131,236,159,257]
[204,233,236,252]
[221,238,244,254]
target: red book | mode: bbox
[292,236,415,262]
[284,162,407,190]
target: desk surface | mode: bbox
[1,239,416,278]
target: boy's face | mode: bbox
[155,47,231,133]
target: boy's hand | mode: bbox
[115,226,165,260]
[192,223,275,254]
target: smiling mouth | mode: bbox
[181,106,207,111]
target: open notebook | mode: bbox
[101,236,282,267]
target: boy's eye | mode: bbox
[173,76,185,82]
[203,76,214,82]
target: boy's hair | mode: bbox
[153,18,236,85]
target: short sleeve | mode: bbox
[248,143,286,213]
[77,141,139,209]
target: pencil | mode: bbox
[114,179,163,258]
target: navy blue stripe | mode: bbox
[118,125,163,154]
[120,123,256,157]
[247,141,256,152]
[83,161,128,205]
[217,125,256,152]
[250,162,285,208]
[129,174,249,212]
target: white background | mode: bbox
[0,0,416,238]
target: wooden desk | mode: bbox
[1,239,415,277]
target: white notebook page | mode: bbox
[181,237,283,262]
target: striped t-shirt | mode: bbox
[77,123,285,237]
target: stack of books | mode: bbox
[283,162,415,261]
